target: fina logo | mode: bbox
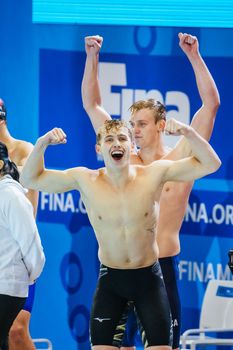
[179,260,233,282]
[98,62,191,148]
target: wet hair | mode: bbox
[0,98,7,121]
[96,119,133,145]
[129,98,166,124]
[0,142,19,182]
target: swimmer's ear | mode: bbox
[157,119,166,132]
[95,144,101,155]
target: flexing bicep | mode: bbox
[164,157,208,183]
[27,168,78,193]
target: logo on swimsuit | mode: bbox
[172,318,179,327]
[94,317,111,322]
[99,266,108,278]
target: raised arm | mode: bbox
[166,33,220,161]
[179,32,220,138]
[18,142,39,217]
[20,128,78,193]
[82,35,111,133]
[162,119,221,182]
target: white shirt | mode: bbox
[0,175,45,297]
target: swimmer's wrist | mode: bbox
[36,137,48,150]
[181,125,193,137]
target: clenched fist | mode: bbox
[178,32,199,57]
[38,127,67,147]
[85,35,103,56]
[164,118,190,136]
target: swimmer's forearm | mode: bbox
[82,54,101,110]
[82,54,111,133]
[188,53,220,112]
[20,138,47,188]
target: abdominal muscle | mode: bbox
[95,227,159,269]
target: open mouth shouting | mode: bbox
[111,149,124,161]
